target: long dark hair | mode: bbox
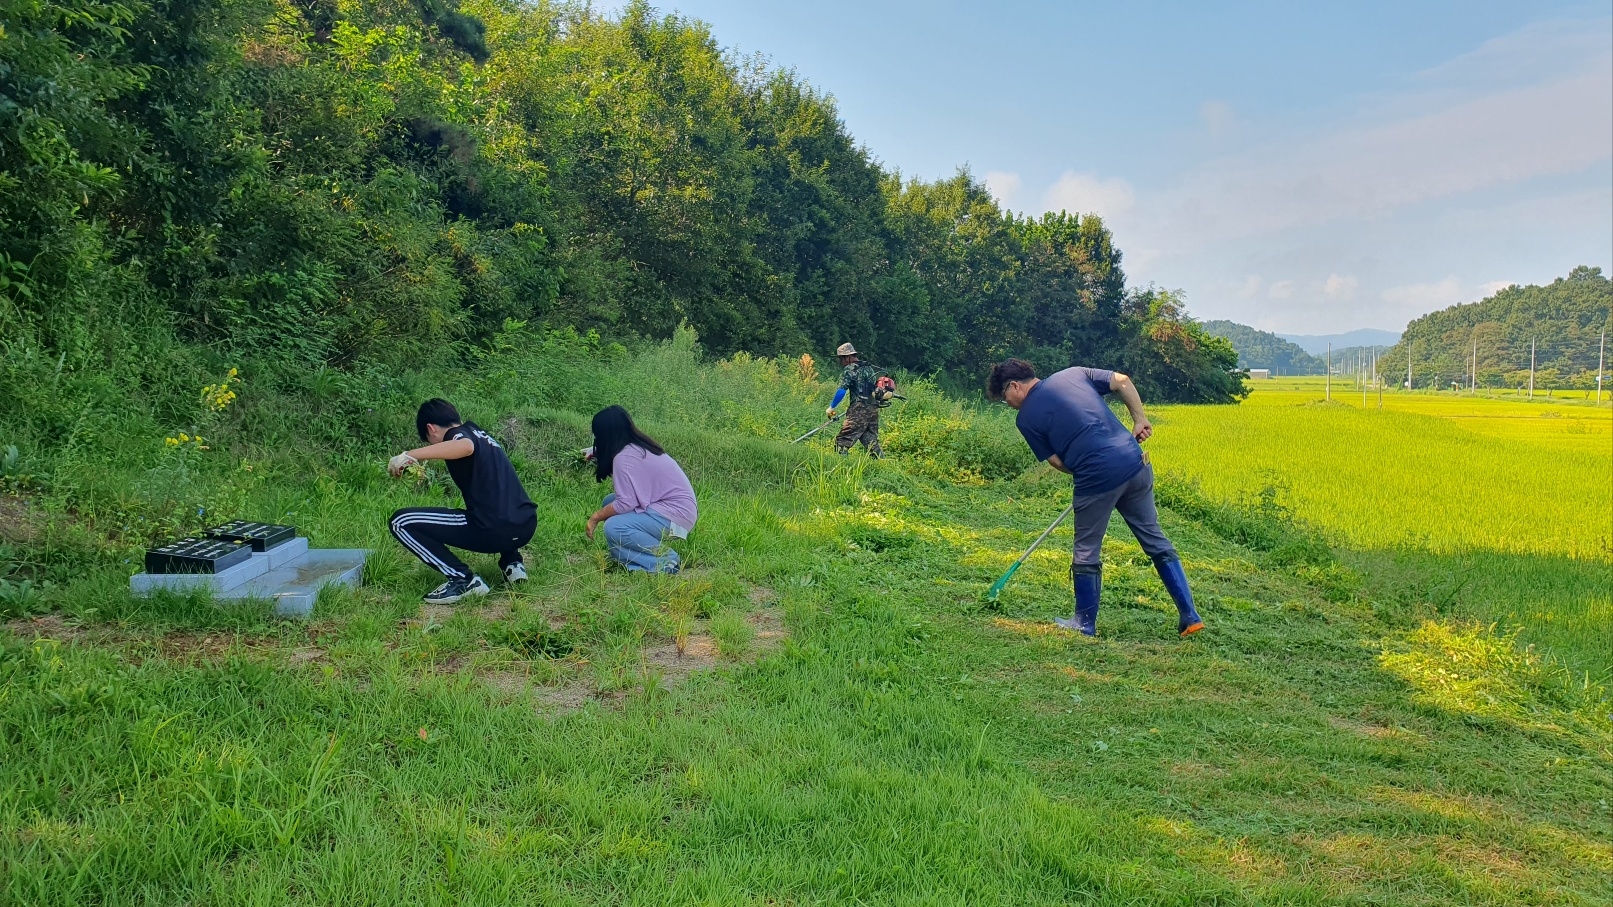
[591,405,664,482]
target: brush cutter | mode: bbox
[791,415,840,444]
[985,502,1074,601]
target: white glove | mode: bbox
[388,452,418,477]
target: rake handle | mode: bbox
[987,502,1075,600]
[1015,502,1074,568]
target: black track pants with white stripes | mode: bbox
[389,508,536,579]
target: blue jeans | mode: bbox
[601,494,681,573]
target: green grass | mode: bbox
[3,341,1610,904]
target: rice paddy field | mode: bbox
[1150,376,1612,677]
[3,351,1610,905]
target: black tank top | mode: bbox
[444,422,536,528]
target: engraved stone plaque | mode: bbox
[144,537,253,574]
[205,520,297,552]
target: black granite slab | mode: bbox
[144,537,253,574]
[204,521,297,552]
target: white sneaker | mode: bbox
[504,562,528,584]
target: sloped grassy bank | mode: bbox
[2,333,1609,905]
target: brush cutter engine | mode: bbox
[873,375,900,408]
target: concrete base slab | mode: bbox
[260,536,310,569]
[130,544,366,619]
[219,549,367,618]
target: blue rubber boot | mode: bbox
[1155,556,1205,636]
[1055,565,1101,636]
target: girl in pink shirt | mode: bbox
[584,406,697,574]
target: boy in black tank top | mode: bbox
[386,399,538,604]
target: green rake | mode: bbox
[985,503,1074,601]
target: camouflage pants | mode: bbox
[834,402,881,457]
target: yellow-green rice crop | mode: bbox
[1150,379,1611,559]
[1227,376,1612,455]
[1150,377,1611,674]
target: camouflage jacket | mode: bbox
[837,361,883,402]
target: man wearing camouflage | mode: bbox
[826,342,883,458]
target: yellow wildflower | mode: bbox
[201,369,241,412]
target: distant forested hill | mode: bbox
[0,0,1243,408]
[1277,329,1400,356]
[1201,321,1324,374]
[1378,267,1612,390]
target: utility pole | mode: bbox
[1326,344,1331,401]
[1362,348,1368,408]
[1470,337,1478,394]
[1529,338,1536,401]
[1406,340,1413,391]
[1598,331,1605,404]
[1375,347,1383,408]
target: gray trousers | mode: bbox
[1071,462,1177,573]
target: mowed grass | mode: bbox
[3,351,1611,905]
[1150,377,1612,677]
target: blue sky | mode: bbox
[633,1,1612,334]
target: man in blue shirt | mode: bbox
[987,358,1204,638]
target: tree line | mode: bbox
[1,0,1244,416]
[1376,267,1612,391]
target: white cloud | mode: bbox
[1478,280,1516,297]
[1067,16,1612,332]
[1160,65,1610,246]
[983,170,1022,208]
[1041,171,1135,220]
[1406,18,1613,100]
[1102,18,1612,271]
[1381,276,1465,310]
[1199,99,1233,135]
[1322,274,1358,299]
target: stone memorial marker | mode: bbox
[132,522,366,618]
[144,537,253,575]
